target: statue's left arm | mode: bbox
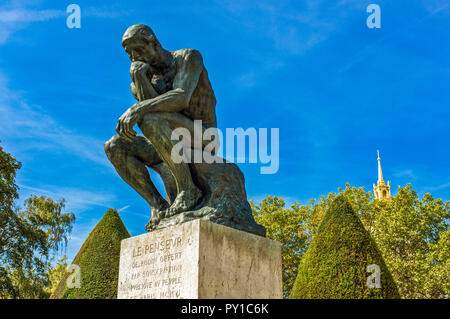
[116,49,203,140]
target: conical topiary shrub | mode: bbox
[290,196,400,299]
[51,208,130,299]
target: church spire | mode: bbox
[373,150,391,201]
[377,150,385,185]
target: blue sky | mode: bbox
[1,0,449,262]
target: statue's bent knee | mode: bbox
[104,135,129,161]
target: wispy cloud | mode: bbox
[422,0,450,16]
[117,205,130,213]
[0,73,110,168]
[18,184,115,212]
[0,9,64,23]
[0,4,132,44]
[0,6,64,44]
[221,0,363,55]
[394,169,417,180]
[423,182,450,192]
[339,1,450,74]
[220,0,364,88]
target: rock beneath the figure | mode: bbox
[153,159,266,237]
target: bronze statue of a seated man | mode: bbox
[104,24,216,229]
[105,24,265,237]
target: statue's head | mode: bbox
[122,24,165,66]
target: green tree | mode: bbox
[0,142,22,297]
[0,142,75,298]
[250,196,311,298]
[45,255,69,296]
[290,196,399,299]
[251,183,449,299]
[368,185,449,298]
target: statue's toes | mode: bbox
[167,205,181,217]
[145,217,160,232]
[166,189,202,217]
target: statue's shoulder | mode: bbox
[172,48,203,65]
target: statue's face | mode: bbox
[124,38,161,66]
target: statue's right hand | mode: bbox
[130,61,150,80]
[116,104,141,141]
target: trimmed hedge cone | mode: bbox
[51,209,130,299]
[290,196,400,299]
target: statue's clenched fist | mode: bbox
[130,61,150,81]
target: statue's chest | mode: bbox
[151,66,176,95]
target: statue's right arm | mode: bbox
[130,62,159,101]
[135,49,203,115]
[130,82,139,101]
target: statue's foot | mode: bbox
[165,187,202,217]
[145,219,158,232]
[145,203,169,232]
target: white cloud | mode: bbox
[339,1,450,74]
[18,184,115,212]
[423,182,450,192]
[117,205,130,212]
[0,73,110,168]
[0,7,65,44]
[237,71,256,88]
[220,0,363,55]
[0,4,132,45]
[220,0,364,88]
[422,0,450,15]
[394,169,417,180]
[0,9,64,23]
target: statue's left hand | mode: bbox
[116,104,141,140]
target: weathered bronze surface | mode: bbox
[105,24,265,236]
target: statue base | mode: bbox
[117,219,282,299]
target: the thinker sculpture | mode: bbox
[105,24,265,236]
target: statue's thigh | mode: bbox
[132,135,162,166]
[141,112,194,132]
[140,112,211,149]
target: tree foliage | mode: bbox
[0,142,75,298]
[0,142,22,297]
[251,197,311,298]
[369,185,449,298]
[290,196,399,299]
[45,255,69,296]
[252,183,449,299]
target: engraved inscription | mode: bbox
[132,237,182,257]
[118,233,191,299]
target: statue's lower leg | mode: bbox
[104,135,169,230]
[157,154,202,217]
[140,117,203,218]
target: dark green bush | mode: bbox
[51,209,130,299]
[290,196,400,299]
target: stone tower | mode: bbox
[373,150,391,201]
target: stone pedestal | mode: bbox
[117,219,282,299]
